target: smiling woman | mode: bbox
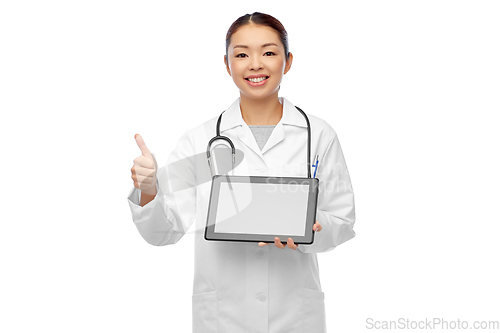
[128,11,356,333]
[223,13,294,125]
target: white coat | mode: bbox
[127,96,356,333]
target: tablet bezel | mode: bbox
[204,175,319,244]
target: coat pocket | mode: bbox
[302,288,327,333]
[192,290,217,333]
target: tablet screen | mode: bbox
[213,181,309,236]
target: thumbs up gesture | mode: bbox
[131,134,158,196]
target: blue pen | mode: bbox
[313,154,319,178]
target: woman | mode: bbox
[128,12,356,333]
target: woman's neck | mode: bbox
[239,93,283,126]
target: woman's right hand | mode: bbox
[131,134,158,196]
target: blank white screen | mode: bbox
[214,181,309,236]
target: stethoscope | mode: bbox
[206,106,315,178]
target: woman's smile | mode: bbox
[245,75,269,86]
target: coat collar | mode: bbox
[217,97,308,157]
[218,96,308,133]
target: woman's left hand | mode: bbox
[258,221,322,250]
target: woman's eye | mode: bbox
[264,52,275,56]
[236,53,247,58]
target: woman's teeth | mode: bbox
[247,77,267,83]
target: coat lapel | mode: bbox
[260,121,284,155]
[219,97,309,160]
[237,123,264,159]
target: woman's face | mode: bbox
[225,24,293,100]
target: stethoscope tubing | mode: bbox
[207,106,312,178]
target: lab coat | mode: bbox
[127,96,356,333]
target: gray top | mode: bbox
[248,125,276,150]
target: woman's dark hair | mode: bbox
[225,12,290,62]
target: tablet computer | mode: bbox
[205,175,319,244]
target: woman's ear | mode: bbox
[284,52,293,75]
[224,55,231,76]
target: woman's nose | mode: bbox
[249,57,263,71]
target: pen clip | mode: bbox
[313,154,319,178]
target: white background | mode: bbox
[1,0,499,332]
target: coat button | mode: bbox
[257,294,267,302]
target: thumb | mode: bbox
[135,134,152,157]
